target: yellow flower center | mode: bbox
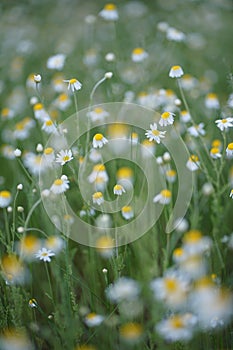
[212,139,221,148]
[132,47,144,55]
[86,313,97,320]
[0,190,11,198]
[44,147,54,155]
[183,230,202,243]
[190,155,199,162]
[63,155,70,162]
[170,316,184,329]
[94,133,103,141]
[120,323,143,339]
[122,205,132,213]
[93,192,103,199]
[1,108,10,117]
[207,93,217,99]
[45,120,53,126]
[173,247,184,257]
[165,278,177,291]
[104,3,116,11]
[96,236,114,249]
[161,112,170,119]
[228,143,233,150]
[33,103,43,111]
[161,189,171,198]
[21,236,38,251]
[54,179,63,186]
[172,65,181,71]
[152,129,160,136]
[94,164,105,172]
[211,147,220,155]
[222,119,227,123]
[69,78,77,84]
[166,169,176,177]
[117,167,133,179]
[59,93,68,102]
[114,184,122,191]
[94,107,103,114]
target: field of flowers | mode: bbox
[0,0,233,349]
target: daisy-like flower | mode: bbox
[84,312,105,327]
[92,191,104,205]
[186,155,200,172]
[145,123,166,143]
[131,47,148,62]
[229,189,233,199]
[93,133,108,148]
[182,230,212,255]
[55,93,71,111]
[63,78,82,92]
[121,205,134,220]
[113,184,126,196]
[18,235,41,261]
[153,189,172,205]
[43,147,55,163]
[45,235,65,253]
[33,102,50,122]
[156,313,197,342]
[159,111,175,127]
[210,147,221,159]
[215,117,233,131]
[188,123,206,137]
[35,247,55,262]
[180,75,198,91]
[47,54,66,70]
[96,235,114,258]
[42,119,57,134]
[99,3,119,21]
[0,190,12,208]
[1,107,15,120]
[105,277,140,303]
[87,107,109,122]
[166,169,177,183]
[151,270,190,309]
[50,175,70,194]
[169,65,184,78]
[88,164,109,183]
[29,298,38,308]
[141,139,156,158]
[55,149,73,165]
[166,27,186,42]
[226,143,233,158]
[205,93,220,109]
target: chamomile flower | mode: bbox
[45,236,65,253]
[159,111,175,127]
[186,155,200,172]
[92,191,104,205]
[156,313,197,342]
[180,74,198,90]
[63,78,82,92]
[84,313,105,327]
[50,175,70,194]
[1,254,27,285]
[210,147,221,159]
[141,139,156,158]
[87,107,109,122]
[131,47,148,62]
[226,143,233,158]
[229,189,233,199]
[1,107,15,120]
[153,189,172,205]
[169,65,184,78]
[88,164,109,184]
[33,103,50,122]
[145,123,166,143]
[188,123,206,137]
[89,148,102,163]
[205,93,220,109]
[182,230,212,255]
[55,93,71,111]
[47,54,66,70]
[99,3,119,21]
[151,270,190,309]
[166,27,186,42]
[55,149,73,165]
[121,205,134,220]
[106,277,140,303]
[35,248,55,262]
[166,169,177,183]
[43,147,55,163]
[93,133,108,148]
[42,119,57,134]
[0,190,12,208]
[28,298,38,308]
[113,184,126,196]
[215,117,233,131]
[18,235,41,261]
[96,235,114,258]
